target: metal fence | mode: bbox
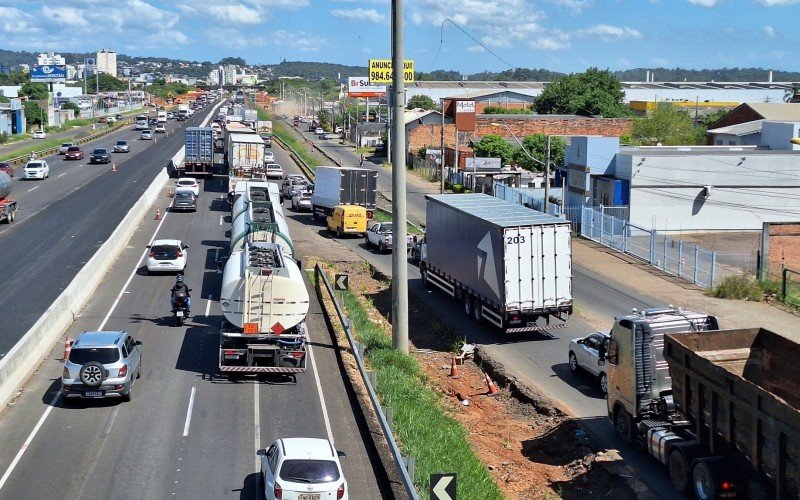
[411,157,440,183]
[580,207,757,288]
[782,268,800,308]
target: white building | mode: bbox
[36,52,65,66]
[96,48,117,77]
[208,69,220,86]
[224,65,237,85]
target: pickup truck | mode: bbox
[364,221,413,254]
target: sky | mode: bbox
[1,0,799,76]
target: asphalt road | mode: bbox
[284,120,682,498]
[0,119,388,498]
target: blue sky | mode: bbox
[1,0,798,76]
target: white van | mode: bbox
[157,111,167,123]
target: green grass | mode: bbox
[708,275,764,301]
[257,106,325,171]
[335,276,503,499]
[371,210,423,234]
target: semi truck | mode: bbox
[183,127,214,177]
[310,166,378,220]
[225,131,265,201]
[244,109,258,125]
[603,306,800,499]
[418,194,572,332]
[219,182,308,377]
[0,172,18,224]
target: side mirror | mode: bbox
[256,449,267,456]
[187,288,193,292]
[337,450,346,459]
[135,340,142,346]
[183,244,189,249]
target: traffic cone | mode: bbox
[155,208,161,220]
[484,372,499,396]
[62,336,72,362]
[111,163,117,172]
[449,357,460,379]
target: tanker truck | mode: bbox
[219,181,308,377]
[0,172,18,224]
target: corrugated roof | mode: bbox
[426,193,567,228]
[404,109,441,125]
[408,80,796,91]
[443,90,537,100]
[707,119,765,136]
[747,103,800,121]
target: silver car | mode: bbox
[62,331,142,402]
[568,331,610,394]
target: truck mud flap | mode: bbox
[219,365,306,374]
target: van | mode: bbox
[326,205,367,238]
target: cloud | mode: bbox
[758,0,800,4]
[207,4,262,24]
[530,31,571,50]
[0,7,39,34]
[331,8,386,23]
[764,25,776,37]
[686,0,724,6]
[41,6,88,27]
[467,45,486,53]
[544,0,592,11]
[272,30,328,51]
[577,24,643,40]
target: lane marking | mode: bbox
[27,186,39,192]
[57,172,67,178]
[0,392,59,490]
[102,406,120,438]
[307,343,335,444]
[254,381,261,471]
[204,295,212,317]
[182,386,196,437]
[219,215,223,226]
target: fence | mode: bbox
[782,268,800,308]
[580,206,757,288]
[314,265,418,499]
[411,157,440,183]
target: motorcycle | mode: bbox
[173,290,191,326]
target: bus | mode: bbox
[135,114,149,130]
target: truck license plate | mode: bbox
[85,391,103,397]
[299,495,320,500]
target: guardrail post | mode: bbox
[663,236,668,271]
[693,245,699,285]
[405,455,416,481]
[649,230,656,265]
[710,251,717,288]
[385,407,393,428]
[678,240,684,278]
[368,370,377,388]
[783,267,788,300]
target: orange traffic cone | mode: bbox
[111,163,117,172]
[155,208,161,220]
[63,336,72,362]
[484,372,499,396]
[449,357,460,379]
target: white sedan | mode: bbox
[265,163,284,179]
[291,190,313,211]
[176,177,200,197]
[568,331,610,394]
[32,130,46,139]
[264,151,275,163]
[258,438,348,500]
[146,239,188,274]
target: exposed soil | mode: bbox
[312,259,638,499]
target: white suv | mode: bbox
[147,239,189,274]
[258,438,348,500]
[23,160,50,180]
[62,331,142,403]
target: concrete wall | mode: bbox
[761,121,800,151]
[712,133,761,146]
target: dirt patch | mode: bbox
[316,259,638,499]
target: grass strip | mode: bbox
[256,107,326,171]
[333,273,503,499]
[371,209,423,235]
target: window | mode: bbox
[279,460,340,483]
[606,338,619,365]
[69,347,120,364]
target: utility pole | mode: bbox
[544,135,551,214]
[390,0,408,354]
[440,98,445,193]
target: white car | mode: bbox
[32,130,46,139]
[146,239,188,274]
[176,177,200,197]
[59,142,75,154]
[314,127,324,135]
[568,331,610,394]
[23,160,50,180]
[291,190,313,211]
[140,129,154,140]
[265,163,284,179]
[365,221,414,253]
[155,124,166,133]
[258,438,348,500]
[264,151,275,163]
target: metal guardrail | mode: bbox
[314,264,418,499]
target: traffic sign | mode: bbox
[430,473,456,500]
[334,274,349,291]
[368,59,415,84]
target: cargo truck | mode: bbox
[602,306,800,499]
[0,172,18,224]
[310,166,378,220]
[418,194,572,332]
[244,109,258,124]
[226,132,265,202]
[183,127,214,177]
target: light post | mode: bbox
[491,121,551,213]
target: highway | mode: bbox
[0,109,390,498]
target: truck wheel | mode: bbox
[337,227,343,238]
[311,207,318,220]
[613,406,634,443]
[420,266,429,287]
[693,459,716,500]
[692,457,737,500]
[463,294,474,317]
[668,448,692,494]
[472,301,483,323]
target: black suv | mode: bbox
[89,148,110,164]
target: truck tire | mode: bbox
[337,227,343,239]
[472,300,483,323]
[693,456,739,500]
[311,207,317,220]
[612,405,634,444]
[667,443,704,494]
[463,294,474,317]
[420,265,429,287]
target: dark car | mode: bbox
[0,161,13,177]
[89,148,110,164]
[65,146,85,160]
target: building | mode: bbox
[208,69,221,86]
[36,52,65,66]
[223,65,238,85]
[96,48,117,77]
[0,98,25,136]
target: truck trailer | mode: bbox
[183,127,214,177]
[0,172,18,224]
[310,166,378,220]
[226,132,266,201]
[603,306,800,499]
[419,194,572,332]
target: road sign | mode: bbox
[368,59,414,84]
[430,473,456,500]
[30,65,66,83]
[334,274,349,291]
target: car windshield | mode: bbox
[178,180,195,186]
[378,223,393,233]
[151,245,179,259]
[69,347,120,365]
[67,147,80,152]
[116,141,127,145]
[93,149,106,154]
[175,193,194,201]
[279,460,340,484]
[26,162,42,168]
[61,143,71,147]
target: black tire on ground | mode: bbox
[463,293,474,317]
[668,448,692,494]
[568,352,579,373]
[420,266,428,287]
[337,227,343,238]
[378,242,385,253]
[473,300,483,323]
[613,405,634,443]
[122,389,132,402]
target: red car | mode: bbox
[65,146,85,160]
[0,161,13,177]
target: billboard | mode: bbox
[368,59,414,84]
[30,65,67,83]
[348,77,387,98]
[466,157,502,171]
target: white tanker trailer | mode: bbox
[230,181,294,258]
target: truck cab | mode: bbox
[326,205,367,238]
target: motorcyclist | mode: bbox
[29,151,37,161]
[170,274,191,314]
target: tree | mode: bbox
[471,134,516,165]
[631,103,705,145]
[512,135,566,172]
[534,67,629,118]
[407,95,436,110]
[0,96,9,103]
[482,105,533,115]
[23,100,45,128]
[19,82,49,100]
[219,57,246,67]
[60,101,80,114]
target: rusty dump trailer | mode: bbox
[663,328,800,499]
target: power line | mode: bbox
[430,17,515,72]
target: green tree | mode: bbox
[23,100,46,128]
[512,134,566,172]
[482,106,533,115]
[0,96,9,103]
[317,110,332,131]
[471,134,516,164]
[407,95,437,110]
[534,67,629,118]
[60,101,80,114]
[631,103,705,145]
[698,108,731,128]
[19,82,49,100]
[220,57,246,66]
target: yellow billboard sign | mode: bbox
[368,59,415,84]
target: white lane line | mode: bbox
[57,172,67,178]
[27,186,39,192]
[0,392,59,490]
[219,215,223,226]
[0,202,172,494]
[102,406,120,438]
[182,386,196,437]
[253,381,261,471]
[204,295,212,317]
[307,343,335,445]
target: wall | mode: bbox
[710,104,762,129]
[712,133,761,146]
[564,136,620,207]
[761,121,800,151]
[761,222,800,278]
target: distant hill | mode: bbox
[262,60,367,80]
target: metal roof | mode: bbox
[427,193,568,228]
[745,103,800,121]
[707,120,765,136]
